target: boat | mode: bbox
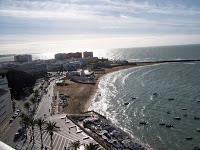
[193,146,200,150]
[131,97,136,100]
[197,100,200,103]
[185,137,193,140]
[168,98,175,101]
[165,124,174,128]
[196,128,200,132]
[174,117,181,120]
[159,123,165,126]
[139,121,148,125]
[181,108,187,110]
[167,111,171,114]
[183,114,188,117]
[124,102,129,106]
[153,93,158,96]
[194,116,200,120]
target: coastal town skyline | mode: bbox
[0,0,200,54]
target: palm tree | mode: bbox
[24,102,31,113]
[69,141,81,150]
[85,143,100,150]
[30,96,37,110]
[20,113,31,141]
[36,118,47,149]
[45,121,60,150]
[29,118,37,144]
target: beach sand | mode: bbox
[57,63,156,114]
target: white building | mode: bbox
[0,75,13,134]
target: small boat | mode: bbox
[168,98,175,101]
[139,121,148,125]
[167,111,171,114]
[196,128,200,132]
[124,102,129,106]
[174,117,181,120]
[185,137,193,140]
[197,100,200,103]
[194,116,200,120]
[153,93,158,96]
[183,114,188,117]
[159,123,165,126]
[193,146,200,150]
[181,108,187,110]
[131,97,136,100]
[165,124,174,128]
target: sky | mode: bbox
[0,0,200,54]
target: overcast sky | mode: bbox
[0,0,200,53]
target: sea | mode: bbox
[1,44,200,149]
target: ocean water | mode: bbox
[90,62,200,150]
[88,44,200,150]
[1,44,200,63]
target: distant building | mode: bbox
[55,52,82,61]
[0,74,13,134]
[83,51,93,58]
[14,54,32,63]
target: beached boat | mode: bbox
[174,117,181,120]
[139,121,148,125]
[159,123,165,126]
[165,124,174,128]
[124,102,129,106]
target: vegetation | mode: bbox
[24,102,31,113]
[69,141,81,150]
[45,121,60,150]
[20,113,31,141]
[29,118,37,144]
[85,143,100,150]
[36,118,47,149]
[6,70,36,99]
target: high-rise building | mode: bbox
[83,51,93,58]
[14,54,32,63]
[0,74,13,134]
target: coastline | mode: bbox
[60,62,160,114]
[83,62,160,112]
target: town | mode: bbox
[0,52,147,150]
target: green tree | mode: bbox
[45,121,60,150]
[69,141,81,150]
[36,118,47,149]
[85,143,100,150]
[20,113,31,141]
[24,102,31,113]
[29,118,37,144]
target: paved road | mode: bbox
[35,80,55,119]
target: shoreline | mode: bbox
[83,62,160,112]
[60,62,161,114]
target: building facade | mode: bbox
[0,75,13,134]
[83,51,93,58]
[55,52,82,61]
[14,54,32,63]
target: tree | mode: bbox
[69,141,81,150]
[85,143,100,150]
[29,118,37,144]
[24,102,31,113]
[36,118,47,149]
[30,96,37,110]
[20,113,31,141]
[45,121,60,150]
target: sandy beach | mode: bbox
[56,63,158,114]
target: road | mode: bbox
[35,80,55,119]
